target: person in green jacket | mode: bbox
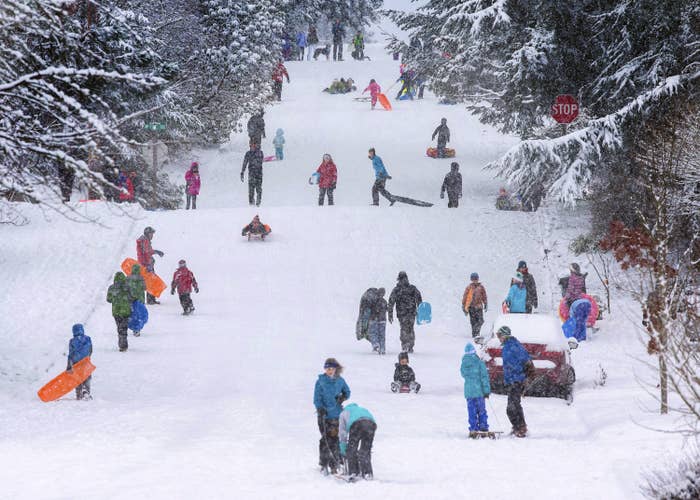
[460,343,491,437]
[126,263,146,336]
[107,272,134,351]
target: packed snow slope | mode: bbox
[0,43,684,499]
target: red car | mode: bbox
[481,314,577,402]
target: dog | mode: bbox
[313,44,331,60]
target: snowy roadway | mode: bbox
[0,43,683,499]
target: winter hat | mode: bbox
[451,162,459,171]
[397,271,408,281]
[378,287,386,297]
[517,260,527,270]
[470,272,479,281]
[178,259,186,267]
[324,358,340,369]
[570,263,581,274]
[398,352,409,362]
[464,343,476,355]
[513,272,524,283]
[72,324,85,337]
[276,128,283,135]
[496,326,512,338]
[191,161,199,169]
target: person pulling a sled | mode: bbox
[126,263,146,337]
[497,326,534,437]
[460,343,490,438]
[432,118,451,158]
[67,324,92,400]
[368,148,394,206]
[388,271,423,352]
[392,352,421,393]
[136,226,164,304]
[362,79,381,110]
[314,358,351,475]
[441,162,462,208]
[171,259,199,315]
[241,215,270,240]
[107,272,135,351]
[339,402,376,480]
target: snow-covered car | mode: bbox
[483,314,576,401]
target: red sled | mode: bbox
[263,155,276,162]
[558,294,599,327]
[38,357,96,402]
[377,93,392,111]
[426,147,456,158]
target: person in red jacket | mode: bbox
[272,60,290,101]
[316,154,338,206]
[171,259,199,315]
[136,226,164,304]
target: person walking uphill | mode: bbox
[517,261,538,313]
[497,326,534,437]
[107,272,134,351]
[388,271,423,352]
[271,60,290,101]
[362,79,381,110]
[462,273,488,339]
[564,262,587,308]
[314,358,351,475]
[247,111,266,146]
[171,259,199,315]
[339,403,376,480]
[432,118,451,158]
[272,128,285,160]
[241,142,264,206]
[185,162,201,210]
[504,272,527,313]
[136,226,164,305]
[316,154,337,206]
[368,148,394,206]
[460,343,490,437]
[67,324,92,400]
[441,162,462,208]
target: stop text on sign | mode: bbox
[551,95,579,124]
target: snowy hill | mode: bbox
[0,41,683,499]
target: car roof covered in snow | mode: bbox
[486,314,569,352]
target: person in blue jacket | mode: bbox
[67,324,93,400]
[460,343,490,437]
[497,326,533,437]
[367,148,395,206]
[296,30,307,61]
[504,272,527,313]
[339,402,377,480]
[314,358,351,474]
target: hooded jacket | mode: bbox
[505,282,527,313]
[136,234,154,267]
[247,114,266,140]
[313,373,351,420]
[242,149,264,181]
[462,282,487,311]
[272,129,285,149]
[126,264,146,303]
[393,363,416,383]
[107,272,134,317]
[172,266,198,295]
[67,324,92,370]
[316,160,337,189]
[185,168,201,196]
[565,271,586,304]
[432,122,450,145]
[460,345,490,398]
[339,403,375,454]
[501,336,531,385]
[388,275,423,319]
[441,165,462,197]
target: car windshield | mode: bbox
[487,314,569,352]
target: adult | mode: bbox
[356,288,378,342]
[517,260,538,313]
[564,262,587,308]
[271,60,290,101]
[388,271,423,353]
[241,142,264,206]
[307,25,319,61]
[368,288,387,355]
[462,273,488,338]
[352,32,365,60]
[314,358,351,475]
[247,111,266,146]
[497,325,533,437]
[106,272,134,351]
[57,163,75,202]
[339,403,377,480]
[103,167,120,202]
[316,154,337,206]
[367,148,394,206]
[331,20,345,61]
[185,161,201,210]
[296,30,307,61]
[432,118,450,158]
[440,162,462,208]
[136,226,164,304]
[395,68,414,100]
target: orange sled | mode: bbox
[377,93,392,111]
[38,357,96,402]
[426,147,456,158]
[120,257,167,297]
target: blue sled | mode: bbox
[128,300,149,331]
[417,302,432,325]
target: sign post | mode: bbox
[143,122,166,207]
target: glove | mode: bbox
[317,407,327,417]
[388,315,393,324]
[331,183,336,190]
[240,172,244,182]
[386,175,392,180]
[484,304,488,313]
[440,193,444,199]
[195,287,199,294]
[171,289,175,295]
[154,250,164,257]
[336,393,346,405]
[484,394,490,399]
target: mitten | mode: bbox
[440,193,444,199]
[240,172,244,182]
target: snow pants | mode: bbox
[75,375,91,400]
[447,192,459,208]
[398,316,415,352]
[368,320,386,354]
[179,293,194,313]
[275,147,284,160]
[186,194,197,210]
[318,417,341,470]
[506,381,526,431]
[346,419,377,477]
[248,179,262,206]
[318,187,334,206]
[370,95,378,109]
[114,315,129,350]
[273,80,283,101]
[372,178,393,205]
[298,46,305,60]
[467,397,489,432]
[468,306,484,337]
[572,300,591,341]
[333,42,343,61]
[437,141,447,158]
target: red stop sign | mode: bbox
[551,95,579,124]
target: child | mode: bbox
[171,259,199,315]
[362,79,381,110]
[241,215,270,240]
[67,324,93,400]
[339,402,376,480]
[391,352,421,393]
[460,343,490,437]
[185,162,201,209]
[107,272,134,351]
[273,128,285,160]
[462,272,487,339]
[504,272,527,313]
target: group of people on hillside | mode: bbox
[283,22,366,63]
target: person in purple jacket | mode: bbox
[564,263,587,308]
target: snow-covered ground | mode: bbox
[0,37,685,499]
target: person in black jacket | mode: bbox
[440,162,462,208]
[247,111,266,146]
[241,142,264,206]
[432,118,450,158]
[517,260,538,313]
[388,271,423,353]
[331,20,345,61]
[391,352,421,392]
